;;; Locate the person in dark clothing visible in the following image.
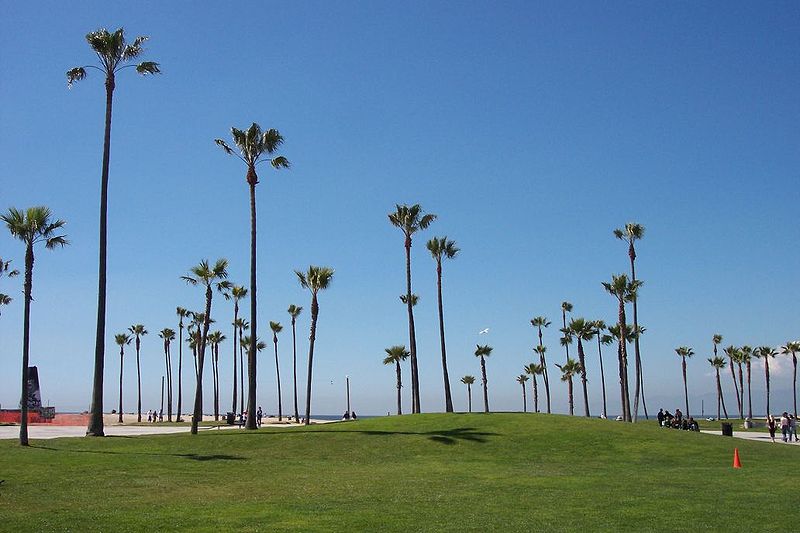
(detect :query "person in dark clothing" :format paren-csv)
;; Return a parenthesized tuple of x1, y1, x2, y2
(657, 409, 665, 427)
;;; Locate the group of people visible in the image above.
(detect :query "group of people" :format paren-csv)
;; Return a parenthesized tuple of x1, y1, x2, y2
(342, 411, 358, 421)
(657, 408, 699, 432)
(766, 412, 798, 443)
(236, 407, 264, 428)
(146, 409, 163, 423)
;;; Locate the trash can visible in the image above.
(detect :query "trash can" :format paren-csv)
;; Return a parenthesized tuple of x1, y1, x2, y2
(721, 422, 733, 437)
(226, 412, 235, 425)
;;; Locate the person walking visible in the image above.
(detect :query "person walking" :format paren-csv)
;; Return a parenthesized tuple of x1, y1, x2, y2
(767, 415, 777, 443)
(780, 412, 790, 442)
(790, 414, 798, 442)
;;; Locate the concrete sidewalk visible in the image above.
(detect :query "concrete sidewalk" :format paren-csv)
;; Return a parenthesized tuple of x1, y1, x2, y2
(701, 429, 800, 445)
(0, 424, 232, 440)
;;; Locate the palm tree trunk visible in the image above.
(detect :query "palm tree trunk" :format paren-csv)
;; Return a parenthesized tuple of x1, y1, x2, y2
(213, 346, 220, 421)
(481, 356, 489, 413)
(19, 243, 33, 446)
(395, 360, 402, 415)
(136, 338, 142, 422)
(177, 324, 183, 422)
(232, 301, 238, 416)
(567, 377, 574, 416)
(521, 384, 527, 412)
(577, 339, 590, 417)
(597, 335, 608, 419)
(728, 355, 741, 417)
(562, 310, 569, 364)
(629, 248, 643, 423)
(118, 347, 124, 423)
(737, 363, 744, 420)
(682, 358, 689, 417)
(467, 384, 472, 413)
(746, 361, 752, 420)
(617, 301, 631, 422)
(718, 370, 729, 419)
(274, 338, 283, 421)
(191, 285, 213, 435)
(532, 376, 539, 413)
(304, 294, 319, 425)
(246, 179, 258, 430)
(292, 318, 300, 423)
(765, 359, 770, 416)
(436, 261, 453, 413)
(404, 236, 420, 414)
(538, 329, 551, 414)
(793, 355, 797, 416)
(87, 74, 115, 438)
(166, 343, 173, 422)
(239, 326, 245, 415)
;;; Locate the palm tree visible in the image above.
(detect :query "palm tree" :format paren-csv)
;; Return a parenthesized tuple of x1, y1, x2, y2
(127, 324, 147, 422)
(523, 362, 543, 413)
(781, 341, 800, 416)
(740, 345, 754, 420)
(287, 304, 303, 423)
(426, 236, 459, 413)
(157, 328, 175, 421)
(68, 29, 160, 438)
(602, 274, 641, 422)
(383, 345, 410, 415)
(560, 302, 573, 364)
(530, 316, 552, 413)
(389, 204, 436, 414)
(474, 344, 493, 413)
(175, 307, 190, 422)
(235, 318, 249, 414)
(755, 346, 777, 416)
(555, 358, 582, 416)
(114, 333, 131, 423)
(461, 376, 476, 413)
(729, 346, 746, 420)
(296, 266, 335, 425)
(614, 223, 647, 421)
(1, 207, 68, 445)
(717, 335, 740, 417)
(593, 320, 613, 419)
(270, 321, 284, 421)
(516, 374, 530, 412)
(182, 259, 231, 434)
(567, 318, 596, 417)
(208, 331, 226, 421)
(216, 124, 289, 430)
(229, 285, 247, 417)
(674, 346, 694, 417)
(708, 356, 729, 420)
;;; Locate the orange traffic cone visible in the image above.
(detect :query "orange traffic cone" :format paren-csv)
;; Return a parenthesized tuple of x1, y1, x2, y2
(733, 448, 742, 469)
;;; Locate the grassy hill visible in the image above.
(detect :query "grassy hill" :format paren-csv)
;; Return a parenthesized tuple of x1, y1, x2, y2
(0, 413, 793, 531)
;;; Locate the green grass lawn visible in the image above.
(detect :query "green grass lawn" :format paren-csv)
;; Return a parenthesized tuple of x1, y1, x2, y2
(0, 413, 793, 531)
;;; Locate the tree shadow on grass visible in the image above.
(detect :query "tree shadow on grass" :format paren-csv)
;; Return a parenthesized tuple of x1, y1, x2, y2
(236, 426, 499, 445)
(30, 444, 245, 462)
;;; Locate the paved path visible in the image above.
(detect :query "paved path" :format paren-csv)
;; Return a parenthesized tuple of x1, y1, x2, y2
(701, 429, 800, 445)
(0, 424, 247, 440)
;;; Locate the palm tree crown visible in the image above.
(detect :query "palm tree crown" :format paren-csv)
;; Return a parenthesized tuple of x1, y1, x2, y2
(215, 123, 290, 184)
(67, 28, 160, 87)
(383, 345, 410, 365)
(2, 207, 68, 250)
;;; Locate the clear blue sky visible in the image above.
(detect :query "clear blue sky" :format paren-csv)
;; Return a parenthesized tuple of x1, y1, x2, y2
(1, 2, 798, 416)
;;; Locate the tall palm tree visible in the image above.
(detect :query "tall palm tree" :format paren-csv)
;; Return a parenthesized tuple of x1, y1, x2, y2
(461, 376, 476, 413)
(740, 345, 754, 420)
(287, 304, 303, 423)
(708, 356, 729, 420)
(474, 344, 493, 413)
(602, 274, 641, 422)
(516, 374, 529, 412)
(1, 207, 68, 445)
(114, 333, 131, 423)
(182, 259, 231, 434)
(593, 320, 613, 419)
(560, 302, 573, 364)
(717, 335, 740, 417)
(235, 318, 249, 414)
(730, 346, 746, 420)
(530, 317, 552, 413)
(216, 124, 289, 430)
(567, 317, 596, 417)
(383, 345, 410, 415)
(755, 346, 777, 416)
(389, 204, 436, 414)
(175, 307, 190, 422)
(208, 331, 225, 421)
(722, 344, 742, 418)
(127, 324, 147, 422)
(426, 236, 459, 413)
(270, 321, 284, 421)
(674, 346, 694, 417)
(556, 358, 582, 416)
(523, 362, 543, 413)
(614, 223, 647, 421)
(68, 29, 160, 438)
(296, 266, 335, 425)
(229, 285, 247, 417)
(781, 341, 800, 416)
(157, 328, 175, 421)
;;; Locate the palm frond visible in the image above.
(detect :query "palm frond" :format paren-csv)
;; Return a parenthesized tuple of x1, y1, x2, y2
(135, 61, 161, 75)
(66, 67, 87, 88)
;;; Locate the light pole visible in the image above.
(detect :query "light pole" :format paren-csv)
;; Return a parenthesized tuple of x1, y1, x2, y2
(346, 375, 351, 416)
